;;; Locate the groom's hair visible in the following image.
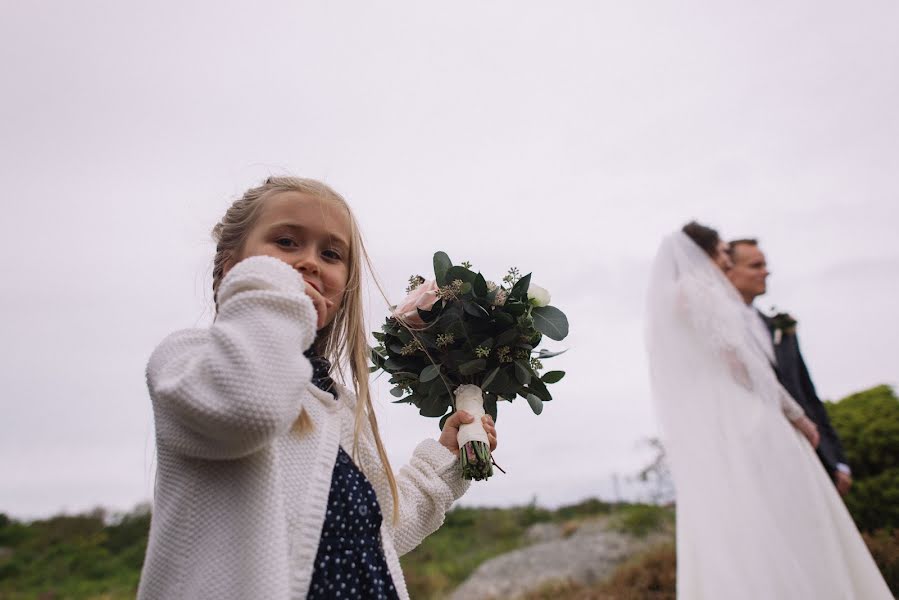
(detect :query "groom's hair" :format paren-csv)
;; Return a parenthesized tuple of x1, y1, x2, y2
(682, 221, 720, 257)
(727, 238, 759, 260)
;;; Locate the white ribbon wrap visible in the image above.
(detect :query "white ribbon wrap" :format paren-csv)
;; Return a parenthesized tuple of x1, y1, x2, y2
(455, 384, 489, 449)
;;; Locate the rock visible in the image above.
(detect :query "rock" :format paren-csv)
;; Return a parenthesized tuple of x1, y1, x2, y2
(449, 518, 668, 600)
(522, 522, 564, 545)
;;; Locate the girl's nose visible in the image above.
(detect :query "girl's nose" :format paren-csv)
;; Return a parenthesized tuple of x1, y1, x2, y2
(293, 251, 320, 275)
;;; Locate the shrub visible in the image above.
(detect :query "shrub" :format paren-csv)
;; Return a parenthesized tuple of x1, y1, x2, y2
(826, 385, 899, 531)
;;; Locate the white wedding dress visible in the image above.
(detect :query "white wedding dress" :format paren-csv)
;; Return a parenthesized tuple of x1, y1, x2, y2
(645, 232, 891, 599)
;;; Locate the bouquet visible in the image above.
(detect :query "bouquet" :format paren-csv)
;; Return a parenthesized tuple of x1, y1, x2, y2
(371, 251, 569, 480)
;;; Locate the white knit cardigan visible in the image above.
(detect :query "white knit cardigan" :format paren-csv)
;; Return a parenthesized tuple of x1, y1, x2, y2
(137, 256, 470, 600)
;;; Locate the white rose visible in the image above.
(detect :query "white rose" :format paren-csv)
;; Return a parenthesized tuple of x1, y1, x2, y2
(527, 283, 551, 307)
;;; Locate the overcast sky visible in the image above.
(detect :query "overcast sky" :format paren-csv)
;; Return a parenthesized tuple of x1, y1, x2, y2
(2, 1, 897, 519)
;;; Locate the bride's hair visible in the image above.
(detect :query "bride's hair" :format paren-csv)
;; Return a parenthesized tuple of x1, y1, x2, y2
(682, 221, 721, 257)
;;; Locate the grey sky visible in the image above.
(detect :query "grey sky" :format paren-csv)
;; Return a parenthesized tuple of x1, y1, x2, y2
(1, 2, 897, 519)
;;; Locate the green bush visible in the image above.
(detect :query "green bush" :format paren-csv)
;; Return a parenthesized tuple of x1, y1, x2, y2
(0, 507, 149, 600)
(826, 385, 899, 531)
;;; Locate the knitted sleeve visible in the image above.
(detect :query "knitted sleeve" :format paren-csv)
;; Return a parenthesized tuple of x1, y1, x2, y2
(389, 439, 470, 556)
(147, 255, 318, 460)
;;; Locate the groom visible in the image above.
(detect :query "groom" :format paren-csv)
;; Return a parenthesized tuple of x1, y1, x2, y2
(726, 239, 853, 496)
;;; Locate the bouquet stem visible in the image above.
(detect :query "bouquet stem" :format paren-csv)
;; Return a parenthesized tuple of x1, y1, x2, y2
(460, 440, 494, 481)
(454, 384, 494, 481)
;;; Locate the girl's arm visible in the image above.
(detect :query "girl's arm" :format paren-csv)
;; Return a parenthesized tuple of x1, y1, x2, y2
(147, 255, 318, 460)
(389, 439, 470, 556)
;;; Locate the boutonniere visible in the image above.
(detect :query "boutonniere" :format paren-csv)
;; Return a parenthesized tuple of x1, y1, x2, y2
(769, 309, 798, 345)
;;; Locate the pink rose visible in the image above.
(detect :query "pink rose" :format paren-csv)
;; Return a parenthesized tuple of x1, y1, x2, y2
(393, 280, 439, 328)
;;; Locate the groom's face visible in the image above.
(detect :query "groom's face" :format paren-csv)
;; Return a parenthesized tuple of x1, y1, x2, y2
(727, 243, 769, 301)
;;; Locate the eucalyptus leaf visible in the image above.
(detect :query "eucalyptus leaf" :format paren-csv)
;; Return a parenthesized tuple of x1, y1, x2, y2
(541, 370, 566, 384)
(419, 395, 450, 417)
(473, 273, 489, 297)
(446, 265, 477, 284)
(392, 371, 420, 381)
(417, 306, 440, 324)
(513, 360, 532, 385)
(510, 273, 532, 300)
(434, 251, 452, 285)
(481, 367, 500, 389)
(525, 393, 544, 415)
(484, 394, 498, 422)
(459, 359, 487, 376)
(505, 302, 527, 316)
(463, 301, 490, 318)
(438, 301, 464, 325)
(385, 357, 409, 371)
(495, 328, 519, 346)
(532, 306, 570, 341)
(537, 348, 568, 359)
(420, 364, 441, 382)
(487, 369, 518, 394)
(390, 386, 406, 398)
(493, 311, 515, 327)
(475, 337, 495, 349)
(527, 375, 552, 401)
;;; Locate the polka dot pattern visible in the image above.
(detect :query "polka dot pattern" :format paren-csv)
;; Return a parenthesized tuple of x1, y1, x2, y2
(309, 447, 399, 600)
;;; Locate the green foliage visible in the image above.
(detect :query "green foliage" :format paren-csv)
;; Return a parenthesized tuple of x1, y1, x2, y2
(372, 251, 569, 429)
(826, 385, 899, 531)
(610, 504, 674, 538)
(0, 506, 150, 600)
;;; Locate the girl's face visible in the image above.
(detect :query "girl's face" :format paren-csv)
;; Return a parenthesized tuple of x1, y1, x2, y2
(230, 191, 352, 329)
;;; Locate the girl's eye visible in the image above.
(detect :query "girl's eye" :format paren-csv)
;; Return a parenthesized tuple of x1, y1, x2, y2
(322, 249, 343, 261)
(275, 237, 297, 248)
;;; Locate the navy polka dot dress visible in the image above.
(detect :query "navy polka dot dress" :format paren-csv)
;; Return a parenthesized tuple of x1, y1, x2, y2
(306, 351, 400, 600)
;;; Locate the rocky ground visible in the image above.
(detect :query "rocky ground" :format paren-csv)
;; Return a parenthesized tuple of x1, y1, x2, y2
(449, 517, 671, 600)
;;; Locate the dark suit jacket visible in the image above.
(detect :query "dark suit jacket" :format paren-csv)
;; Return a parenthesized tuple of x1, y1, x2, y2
(759, 311, 848, 480)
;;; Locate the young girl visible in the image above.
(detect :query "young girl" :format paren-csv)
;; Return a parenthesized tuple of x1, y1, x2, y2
(138, 176, 498, 600)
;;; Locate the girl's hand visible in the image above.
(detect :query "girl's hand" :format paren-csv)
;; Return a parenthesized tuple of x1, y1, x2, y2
(303, 282, 334, 331)
(793, 415, 820, 448)
(438, 411, 498, 456)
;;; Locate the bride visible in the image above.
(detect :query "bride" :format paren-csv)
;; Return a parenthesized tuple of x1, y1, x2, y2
(645, 224, 891, 599)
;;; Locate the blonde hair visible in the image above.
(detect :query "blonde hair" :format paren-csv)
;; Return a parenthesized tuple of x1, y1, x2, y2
(211, 176, 400, 523)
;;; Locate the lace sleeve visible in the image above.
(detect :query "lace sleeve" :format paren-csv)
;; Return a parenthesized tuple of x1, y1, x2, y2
(776, 384, 806, 422)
